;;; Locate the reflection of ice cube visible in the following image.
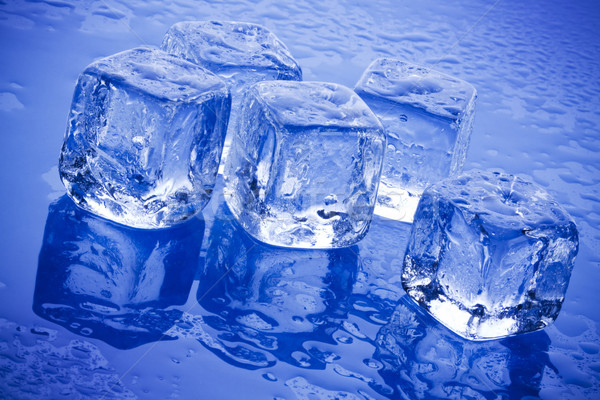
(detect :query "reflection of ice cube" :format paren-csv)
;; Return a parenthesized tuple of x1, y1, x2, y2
(355, 58, 476, 221)
(59, 46, 230, 228)
(196, 202, 358, 369)
(161, 21, 302, 163)
(372, 298, 552, 399)
(402, 170, 579, 340)
(224, 81, 385, 248)
(33, 195, 204, 349)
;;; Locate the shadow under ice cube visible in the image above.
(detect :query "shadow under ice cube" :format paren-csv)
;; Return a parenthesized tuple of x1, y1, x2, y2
(402, 170, 579, 340)
(224, 81, 385, 248)
(59, 47, 231, 228)
(355, 58, 476, 222)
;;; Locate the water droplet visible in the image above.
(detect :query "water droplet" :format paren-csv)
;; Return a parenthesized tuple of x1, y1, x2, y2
(336, 335, 353, 344)
(262, 372, 277, 381)
(80, 327, 92, 336)
(363, 358, 383, 370)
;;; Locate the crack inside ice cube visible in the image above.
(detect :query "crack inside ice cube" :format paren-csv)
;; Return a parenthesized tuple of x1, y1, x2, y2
(224, 81, 385, 249)
(59, 47, 231, 228)
(402, 170, 579, 340)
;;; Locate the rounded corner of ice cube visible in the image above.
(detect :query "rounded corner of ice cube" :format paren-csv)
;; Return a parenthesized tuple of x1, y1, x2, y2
(466, 82, 478, 103)
(364, 57, 396, 74)
(280, 61, 303, 82)
(163, 20, 190, 33)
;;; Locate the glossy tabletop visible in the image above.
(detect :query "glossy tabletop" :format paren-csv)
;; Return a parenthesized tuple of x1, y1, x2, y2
(0, 0, 599, 398)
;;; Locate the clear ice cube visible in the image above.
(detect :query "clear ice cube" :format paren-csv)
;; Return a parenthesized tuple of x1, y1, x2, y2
(34, 195, 204, 349)
(402, 170, 579, 340)
(59, 47, 231, 228)
(355, 58, 476, 221)
(224, 81, 385, 248)
(161, 21, 302, 162)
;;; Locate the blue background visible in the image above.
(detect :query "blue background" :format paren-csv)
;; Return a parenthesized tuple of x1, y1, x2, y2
(0, 0, 599, 398)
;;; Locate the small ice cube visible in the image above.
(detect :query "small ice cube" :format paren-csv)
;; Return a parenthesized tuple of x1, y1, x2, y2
(59, 47, 231, 228)
(402, 170, 579, 340)
(224, 81, 385, 248)
(161, 21, 302, 164)
(355, 58, 476, 221)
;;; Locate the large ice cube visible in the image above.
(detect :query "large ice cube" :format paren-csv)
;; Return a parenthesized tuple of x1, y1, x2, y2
(161, 21, 302, 162)
(224, 81, 385, 248)
(402, 170, 579, 340)
(59, 47, 231, 228)
(33, 195, 204, 349)
(355, 58, 476, 221)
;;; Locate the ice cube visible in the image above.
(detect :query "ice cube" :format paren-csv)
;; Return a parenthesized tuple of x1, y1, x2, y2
(59, 46, 231, 228)
(161, 21, 302, 163)
(161, 20, 301, 85)
(224, 81, 385, 248)
(33, 195, 204, 349)
(402, 170, 579, 340)
(355, 58, 476, 221)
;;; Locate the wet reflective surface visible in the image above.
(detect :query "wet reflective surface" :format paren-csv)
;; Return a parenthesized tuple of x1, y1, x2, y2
(34, 195, 203, 349)
(1, 0, 599, 398)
